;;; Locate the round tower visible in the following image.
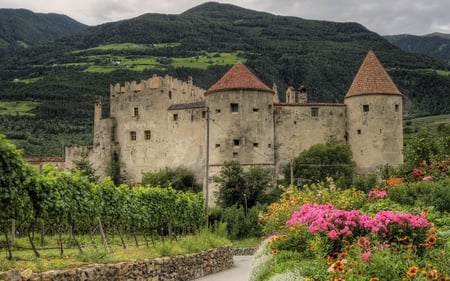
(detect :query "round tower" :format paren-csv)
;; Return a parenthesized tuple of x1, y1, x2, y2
(204, 63, 275, 202)
(345, 51, 403, 173)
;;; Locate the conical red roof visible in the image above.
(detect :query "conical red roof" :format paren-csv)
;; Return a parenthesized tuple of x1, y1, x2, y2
(205, 62, 273, 95)
(345, 51, 402, 98)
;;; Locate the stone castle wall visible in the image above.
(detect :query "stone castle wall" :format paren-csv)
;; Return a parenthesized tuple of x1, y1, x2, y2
(345, 94, 403, 173)
(95, 74, 207, 183)
(0, 247, 233, 281)
(274, 103, 347, 177)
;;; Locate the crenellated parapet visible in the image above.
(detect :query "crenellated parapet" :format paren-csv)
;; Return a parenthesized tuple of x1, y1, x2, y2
(109, 74, 205, 100)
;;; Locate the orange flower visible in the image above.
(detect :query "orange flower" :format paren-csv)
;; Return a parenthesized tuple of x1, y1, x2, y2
(369, 278, 379, 281)
(398, 236, 409, 242)
(357, 237, 371, 248)
(408, 266, 419, 278)
(271, 249, 279, 255)
(427, 235, 437, 245)
(429, 227, 438, 235)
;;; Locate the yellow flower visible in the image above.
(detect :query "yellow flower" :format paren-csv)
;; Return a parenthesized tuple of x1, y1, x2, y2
(272, 249, 279, 255)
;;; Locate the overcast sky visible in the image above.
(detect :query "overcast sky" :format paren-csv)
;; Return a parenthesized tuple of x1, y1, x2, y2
(1, 0, 449, 36)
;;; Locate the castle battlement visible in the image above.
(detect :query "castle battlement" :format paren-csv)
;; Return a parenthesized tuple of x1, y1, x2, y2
(110, 74, 205, 100)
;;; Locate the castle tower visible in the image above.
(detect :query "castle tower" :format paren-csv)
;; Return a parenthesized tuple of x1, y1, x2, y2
(345, 51, 403, 173)
(204, 62, 275, 202)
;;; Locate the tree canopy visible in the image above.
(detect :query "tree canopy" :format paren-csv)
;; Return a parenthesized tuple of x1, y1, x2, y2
(284, 141, 355, 187)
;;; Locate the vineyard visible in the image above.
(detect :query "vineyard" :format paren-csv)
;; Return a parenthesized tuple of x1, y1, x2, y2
(0, 134, 205, 264)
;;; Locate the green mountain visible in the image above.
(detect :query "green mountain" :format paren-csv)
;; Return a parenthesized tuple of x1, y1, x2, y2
(0, 9, 87, 55)
(0, 2, 449, 157)
(384, 33, 450, 65)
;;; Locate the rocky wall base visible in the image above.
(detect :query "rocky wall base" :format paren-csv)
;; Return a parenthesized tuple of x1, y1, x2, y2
(0, 246, 233, 281)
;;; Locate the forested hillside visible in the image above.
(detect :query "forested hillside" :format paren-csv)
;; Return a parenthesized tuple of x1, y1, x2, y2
(385, 33, 450, 65)
(0, 2, 449, 157)
(0, 9, 87, 56)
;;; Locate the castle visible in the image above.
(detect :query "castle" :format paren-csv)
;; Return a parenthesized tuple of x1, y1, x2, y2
(61, 51, 403, 203)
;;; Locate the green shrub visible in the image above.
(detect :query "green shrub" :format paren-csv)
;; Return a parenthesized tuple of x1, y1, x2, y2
(352, 172, 379, 193)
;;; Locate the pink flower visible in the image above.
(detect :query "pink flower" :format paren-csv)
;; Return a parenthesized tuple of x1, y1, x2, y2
(422, 176, 433, 181)
(328, 229, 339, 240)
(379, 242, 390, 250)
(361, 251, 371, 263)
(412, 168, 424, 178)
(368, 189, 388, 199)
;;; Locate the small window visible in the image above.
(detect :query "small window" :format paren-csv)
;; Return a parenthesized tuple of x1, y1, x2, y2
(268, 143, 272, 148)
(231, 103, 239, 113)
(215, 144, 220, 148)
(253, 108, 259, 112)
(363, 104, 369, 112)
(169, 91, 172, 99)
(233, 139, 240, 147)
(395, 104, 399, 112)
(233, 152, 238, 158)
(215, 109, 221, 114)
(268, 105, 272, 111)
(145, 130, 151, 140)
(311, 107, 319, 117)
(173, 113, 178, 121)
(357, 129, 361, 135)
(202, 111, 206, 118)
(134, 107, 139, 117)
(130, 131, 137, 141)
(253, 143, 259, 147)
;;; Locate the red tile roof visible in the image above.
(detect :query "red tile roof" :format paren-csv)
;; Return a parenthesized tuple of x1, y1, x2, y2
(345, 51, 402, 98)
(205, 62, 273, 95)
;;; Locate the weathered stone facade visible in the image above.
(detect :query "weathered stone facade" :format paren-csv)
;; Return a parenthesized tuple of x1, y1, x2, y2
(0, 247, 233, 281)
(53, 51, 403, 204)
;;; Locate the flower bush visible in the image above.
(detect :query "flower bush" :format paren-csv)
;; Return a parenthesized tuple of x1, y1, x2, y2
(252, 179, 450, 281)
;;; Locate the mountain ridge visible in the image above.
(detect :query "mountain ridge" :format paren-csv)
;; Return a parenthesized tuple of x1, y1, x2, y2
(384, 33, 450, 65)
(0, 8, 87, 55)
(0, 2, 449, 157)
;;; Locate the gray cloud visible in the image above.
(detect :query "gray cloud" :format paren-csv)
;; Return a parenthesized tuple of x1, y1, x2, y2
(0, 0, 449, 35)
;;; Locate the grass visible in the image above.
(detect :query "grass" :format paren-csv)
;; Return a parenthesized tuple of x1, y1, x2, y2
(403, 114, 450, 141)
(65, 49, 246, 72)
(13, 77, 43, 84)
(0, 229, 232, 273)
(0, 101, 39, 116)
(82, 42, 181, 52)
(436, 69, 450, 76)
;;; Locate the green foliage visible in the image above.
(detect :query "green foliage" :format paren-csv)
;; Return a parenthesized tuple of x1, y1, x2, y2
(71, 153, 98, 183)
(106, 152, 127, 185)
(142, 166, 201, 192)
(208, 204, 266, 240)
(284, 141, 355, 187)
(351, 172, 379, 193)
(388, 178, 450, 212)
(0, 135, 206, 261)
(397, 127, 450, 182)
(214, 161, 274, 209)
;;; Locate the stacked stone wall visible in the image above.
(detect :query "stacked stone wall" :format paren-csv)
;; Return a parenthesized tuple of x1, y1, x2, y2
(0, 247, 233, 281)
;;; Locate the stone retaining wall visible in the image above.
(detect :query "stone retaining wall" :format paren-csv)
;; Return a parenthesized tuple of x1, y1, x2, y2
(233, 247, 255, 256)
(0, 247, 233, 281)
